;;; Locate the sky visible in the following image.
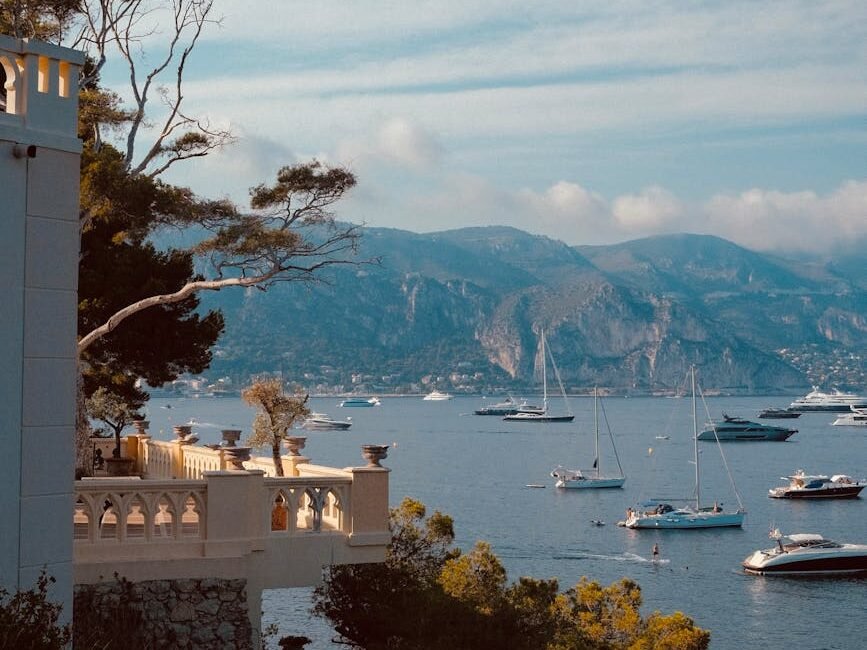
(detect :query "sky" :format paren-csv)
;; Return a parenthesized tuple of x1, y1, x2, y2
(102, 1, 866, 255)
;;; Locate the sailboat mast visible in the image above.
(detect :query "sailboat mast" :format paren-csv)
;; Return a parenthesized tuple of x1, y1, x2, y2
(692, 365, 700, 510)
(594, 386, 600, 477)
(541, 329, 548, 412)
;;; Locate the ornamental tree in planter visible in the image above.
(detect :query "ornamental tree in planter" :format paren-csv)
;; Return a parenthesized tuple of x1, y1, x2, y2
(85, 386, 141, 474)
(242, 379, 310, 477)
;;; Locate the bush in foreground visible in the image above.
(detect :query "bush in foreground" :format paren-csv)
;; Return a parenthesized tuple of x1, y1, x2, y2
(314, 498, 709, 650)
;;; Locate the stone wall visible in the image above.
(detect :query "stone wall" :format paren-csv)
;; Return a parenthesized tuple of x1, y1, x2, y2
(74, 577, 253, 649)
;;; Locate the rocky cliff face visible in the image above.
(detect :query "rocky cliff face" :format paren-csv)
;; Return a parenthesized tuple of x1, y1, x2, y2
(201, 228, 866, 393)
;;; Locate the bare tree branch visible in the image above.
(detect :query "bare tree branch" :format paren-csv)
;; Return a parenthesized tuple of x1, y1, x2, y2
(73, 1, 229, 175)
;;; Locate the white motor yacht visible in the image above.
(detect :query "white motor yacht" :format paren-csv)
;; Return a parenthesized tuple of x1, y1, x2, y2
(832, 407, 867, 426)
(743, 531, 867, 575)
(768, 470, 865, 499)
(423, 390, 453, 401)
(301, 413, 352, 431)
(788, 387, 867, 412)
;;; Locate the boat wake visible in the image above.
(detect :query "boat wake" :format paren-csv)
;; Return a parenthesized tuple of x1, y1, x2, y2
(554, 552, 670, 566)
(182, 420, 224, 429)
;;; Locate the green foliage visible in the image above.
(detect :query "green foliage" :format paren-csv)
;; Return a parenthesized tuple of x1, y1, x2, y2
(84, 387, 140, 457)
(0, 570, 71, 650)
(439, 541, 506, 615)
(78, 139, 225, 406)
(0, 0, 78, 40)
(313, 498, 710, 650)
(249, 160, 357, 216)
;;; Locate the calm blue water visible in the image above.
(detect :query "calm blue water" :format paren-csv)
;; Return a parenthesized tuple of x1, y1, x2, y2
(142, 395, 867, 649)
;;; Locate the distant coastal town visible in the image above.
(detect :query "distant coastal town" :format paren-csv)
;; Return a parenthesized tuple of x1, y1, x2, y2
(154, 341, 867, 400)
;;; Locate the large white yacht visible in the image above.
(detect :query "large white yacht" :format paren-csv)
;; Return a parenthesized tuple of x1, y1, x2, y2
(743, 532, 867, 575)
(423, 390, 453, 401)
(788, 387, 867, 412)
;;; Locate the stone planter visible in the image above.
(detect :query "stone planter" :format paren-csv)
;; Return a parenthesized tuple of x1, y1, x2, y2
(223, 446, 252, 471)
(105, 456, 135, 476)
(173, 425, 192, 440)
(361, 444, 389, 467)
(283, 436, 307, 457)
(221, 429, 242, 447)
(131, 420, 150, 435)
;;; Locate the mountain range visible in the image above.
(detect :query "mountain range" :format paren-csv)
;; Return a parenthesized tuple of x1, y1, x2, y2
(200, 227, 867, 394)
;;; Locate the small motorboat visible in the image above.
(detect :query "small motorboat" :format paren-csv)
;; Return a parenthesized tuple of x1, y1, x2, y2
(590, 519, 605, 526)
(757, 407, 801, 419)
(743, 531, 867, 575)
(768, 470, 865, 499)
(301, 413, 352, 431)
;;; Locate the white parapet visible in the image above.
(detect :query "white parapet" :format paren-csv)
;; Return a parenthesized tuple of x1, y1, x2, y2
(74, 437, 390, 587)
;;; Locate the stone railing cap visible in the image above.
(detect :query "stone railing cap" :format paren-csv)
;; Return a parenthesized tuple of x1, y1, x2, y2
(0, 35, 85, 64)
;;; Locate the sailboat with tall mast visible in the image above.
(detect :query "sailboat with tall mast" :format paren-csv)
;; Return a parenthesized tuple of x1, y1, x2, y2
(624, 367, 745, 529)
(504, 329, 574, 423)
(551, 387, 625, 488)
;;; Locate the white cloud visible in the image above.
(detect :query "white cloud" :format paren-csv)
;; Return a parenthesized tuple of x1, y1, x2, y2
(343, 168, 867, 255)
(376, 119, 442, 167)
(613, 187, 684, 232)
(703, 181, 867, 254)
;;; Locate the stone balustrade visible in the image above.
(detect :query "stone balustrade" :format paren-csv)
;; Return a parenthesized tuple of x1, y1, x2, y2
(74, 430, 391, 647)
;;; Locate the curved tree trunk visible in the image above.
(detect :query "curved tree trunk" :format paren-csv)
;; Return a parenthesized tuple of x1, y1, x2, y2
(272, 441, 284, 477)
(77, 273, 277, 354)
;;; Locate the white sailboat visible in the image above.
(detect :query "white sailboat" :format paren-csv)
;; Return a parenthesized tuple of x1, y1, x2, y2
(551, 387, 625, 489)
(503, 329, 574, 423)
(624, 367, 745, 529)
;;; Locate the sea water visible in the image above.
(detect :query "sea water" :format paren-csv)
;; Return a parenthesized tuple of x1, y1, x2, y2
(142, 395, 867, 649)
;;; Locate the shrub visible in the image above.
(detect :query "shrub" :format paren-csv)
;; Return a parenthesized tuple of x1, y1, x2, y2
(0, 571, 71, 650)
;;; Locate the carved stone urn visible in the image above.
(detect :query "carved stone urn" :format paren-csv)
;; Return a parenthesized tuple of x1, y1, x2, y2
(283, 436, 307, 457)
(221, 429, 242, 447)
(361, 444, 389, 467)
(172, 425, 192, 441)
(131, 420, 150, 435)
(223, 446, 252, 470)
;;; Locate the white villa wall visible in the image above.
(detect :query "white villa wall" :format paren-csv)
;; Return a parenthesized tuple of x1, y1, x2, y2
(0, 35, 83, 618)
